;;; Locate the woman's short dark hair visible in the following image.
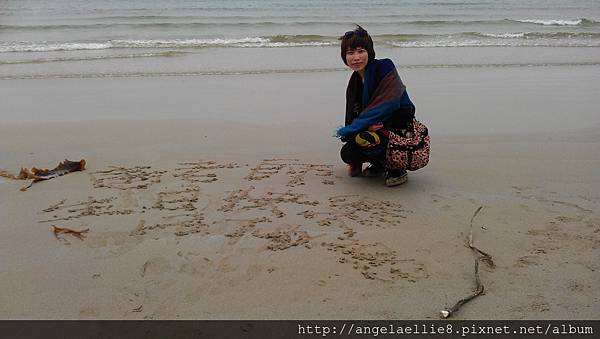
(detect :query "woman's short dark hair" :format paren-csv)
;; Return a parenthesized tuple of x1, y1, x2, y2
(339, 25, 375, 66)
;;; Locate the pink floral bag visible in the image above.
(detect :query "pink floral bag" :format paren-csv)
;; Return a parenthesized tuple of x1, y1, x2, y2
(386, 118, 430, 171)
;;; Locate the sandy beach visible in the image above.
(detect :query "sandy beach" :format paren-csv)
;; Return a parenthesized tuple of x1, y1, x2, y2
(1, 94, 598, 319)
(3, 0, 600, 329)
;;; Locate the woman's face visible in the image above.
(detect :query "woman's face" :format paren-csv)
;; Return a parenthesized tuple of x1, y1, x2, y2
(345, 47, 368, 73)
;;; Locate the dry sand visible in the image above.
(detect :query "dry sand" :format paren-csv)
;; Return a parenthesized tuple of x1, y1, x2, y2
(0, 119, 598, 320)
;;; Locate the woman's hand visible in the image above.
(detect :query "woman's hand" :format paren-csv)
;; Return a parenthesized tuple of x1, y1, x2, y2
(333, 125, 351, 142)
(333, 125, 344, 139)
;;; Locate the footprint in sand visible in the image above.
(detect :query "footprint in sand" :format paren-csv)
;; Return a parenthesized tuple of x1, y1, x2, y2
(430, 193, 445, 203)
(509, 296, 551, 317)
(82, 230, 145, 258)
(514, 255, 542, 268)
(513, 185, 599, 263)
(178, 256, 214, 275)
(140, 257, 172, 277)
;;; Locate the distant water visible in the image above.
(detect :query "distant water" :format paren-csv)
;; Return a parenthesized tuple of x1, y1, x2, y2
(1, 0, 600, 79)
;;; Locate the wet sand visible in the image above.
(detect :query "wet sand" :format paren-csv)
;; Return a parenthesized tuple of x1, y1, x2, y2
(1, 63, 600, 319)
(0, 114, 598, 319)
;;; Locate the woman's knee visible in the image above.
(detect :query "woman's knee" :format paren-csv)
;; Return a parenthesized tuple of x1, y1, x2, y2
(340, 143, 358, 164)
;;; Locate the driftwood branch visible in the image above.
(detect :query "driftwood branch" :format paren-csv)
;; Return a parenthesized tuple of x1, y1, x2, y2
(441, 206, 495, 318)
(467, 206, 495, 268)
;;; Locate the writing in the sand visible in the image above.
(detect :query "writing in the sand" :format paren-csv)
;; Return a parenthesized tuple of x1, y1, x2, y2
(37, 159, 426, 283)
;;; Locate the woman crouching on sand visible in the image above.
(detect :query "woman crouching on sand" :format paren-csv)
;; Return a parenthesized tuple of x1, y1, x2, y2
(336, 25, 416, 187)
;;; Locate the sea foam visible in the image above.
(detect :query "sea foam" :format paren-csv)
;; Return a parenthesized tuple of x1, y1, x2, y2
(517, 19, 583, 26)
(0, 38, 335, 52)
(479, 33, 526, 38)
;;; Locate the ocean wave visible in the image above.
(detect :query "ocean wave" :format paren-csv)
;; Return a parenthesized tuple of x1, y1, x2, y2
(0, 21, 282, 31)
(382, 31, 600, 47)
(370, 18, 599, 27)
(0, 42, 113, 53)
(110, 38, 335, 48)
(2, 31, 599, 53)
(404, 18, 600, 27)
(515, 18, 597, 26)
(478, 32, 526, 38)
(0, 37, 337, 53)
(269, 34, 330, 43)
(469, 32, 600, 39)
(386, 40, 600, 48)
(111, 37, 267, 48)
(1, 17, 598, 32)
(0, 19, 535, 31)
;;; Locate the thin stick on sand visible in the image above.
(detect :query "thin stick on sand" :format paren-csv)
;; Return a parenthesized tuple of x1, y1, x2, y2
(441, 206, 495, 318)
(467, 206, 495, 268)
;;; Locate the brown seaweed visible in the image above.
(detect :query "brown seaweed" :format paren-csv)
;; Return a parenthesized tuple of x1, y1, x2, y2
(52, 225, 89, 241)
(0, 168, 35, 180)
(4, 159, 86, 191)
